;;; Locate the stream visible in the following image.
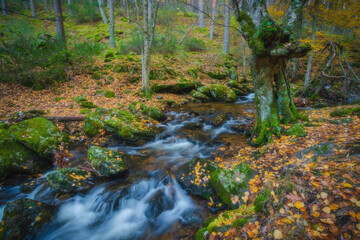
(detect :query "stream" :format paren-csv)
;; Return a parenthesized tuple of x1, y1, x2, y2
(0, 94, 255, 240)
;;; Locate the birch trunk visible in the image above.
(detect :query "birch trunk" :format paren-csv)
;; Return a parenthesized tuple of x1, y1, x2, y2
(44, 0, 48, 11)
(210, 0, 216, 39)
(109, 0, 116, 47)
(30, 0, 36, 17)
(198, 0, 204, 28)
(1, 0, 7, 15)
(142, 0, 150, 91)
(98, 0, 108, 24)
(54, 0, 66, 46)
(304, 0, 319, 90)
(223, 0, 230, 54)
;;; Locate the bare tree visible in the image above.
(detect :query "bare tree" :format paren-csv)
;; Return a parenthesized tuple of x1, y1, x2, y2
(232, 0, 310, 145)
(54, 0, 66, 46)
(223, 0, 230, 53)
(1, 0, 7, 15)
(210, 0, 216, 39)
(30, 0, 37, 17)
(109, 0, 116, 47)
(98, 0, 108, 24)
(304, 0, 319, 90)
(198, 0, 204, 27)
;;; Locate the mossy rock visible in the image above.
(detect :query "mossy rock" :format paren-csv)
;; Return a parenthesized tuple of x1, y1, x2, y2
(113, 64, 128, 73)
(285, 122, 307, 137)
(8, 110, 45, 122)
(209, 84, 236, 102)
(227, 80, 241, 89)
(9, 117, 68, 157)
(210, 163, 253, 208)
(151, 82, 201, 94)
(176, 158, 218, 200)
(329, 118, 353, 125)
(197, 86, 211, 97)
(83, 110, 105, 137)
(103, 109, 158, 145)
(0, 125, 51, 178)
(129, 102, 166, 121)
(0, 199, 55, 240)
(95, 90, 116, 98)
(75, 96, 97, 108)
(46, 167, 93, 193)
(207, 71, 227, 80)
(190, 90, 209, 101)
(88, 146, 129, 177)
(149, 70, 167, 80)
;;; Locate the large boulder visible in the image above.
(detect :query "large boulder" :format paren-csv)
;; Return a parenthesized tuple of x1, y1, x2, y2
(129, 103, 166, 122)
(151, 82, 202, 94)
(9, 117, 68, 157)
(83, 108, 158, 145)
(209, 84, 236, 102)
(88, 146, 129, 177)
(46, 167, 93, 193)
(176, 158, 218, 200)
(190, 90, 210, 101)
(196, 86, 211, 97)
(210, 163, 253, 208)
(0, 199, 55, 240)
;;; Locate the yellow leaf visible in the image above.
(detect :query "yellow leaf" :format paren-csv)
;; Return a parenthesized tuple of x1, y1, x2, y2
(357, 224, 360, 231)
(329, 204, 339, 210)
(279, 208, 285, 214)
(294, 201, 305, 209)
(323, 207, 331, 214)
(343, 182, 353, 188)
(35, 216, 41, 222)
(274, 229, 283, 239)
(320, 192, 328, 199)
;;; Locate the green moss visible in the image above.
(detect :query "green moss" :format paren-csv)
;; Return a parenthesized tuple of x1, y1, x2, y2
(195, 227, 208, 240)
(79, 109, 92, 114)
(95, 90, 116, 98)
(113, 64, 128, 73)
(231, 218, 248, 227)
(209, 84, 237, 102)
(197, 86, 211, 97)
(80, 101, 97, 108)
(9, 117, 67, 157)
(254, 188, 272, 213)
(190, 90, 209, 101)
(151, 82, 200, 94)
(285, 122, 307, 137)
(88, 146, 128, 177)
(83, 111, 105, 137)
(330, 107, 360, 117)
(206, 71, 227, 80)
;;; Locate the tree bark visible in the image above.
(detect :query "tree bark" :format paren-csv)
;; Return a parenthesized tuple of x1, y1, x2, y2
(44, 0, 48, 12)
(223, 0, 230, 54)
(1, 0, 7, 15)
(198, 0, 204, 28)
(304, 0, 319, 90)
(242, 36, 246, 78)
(54, 0, 66, 46)
(233, 0, 310, 145)
(30, 0, 37, 17)
(210, 0, 216, 39)
(109, 0, 116, 47)
(98, 0, 108, 24)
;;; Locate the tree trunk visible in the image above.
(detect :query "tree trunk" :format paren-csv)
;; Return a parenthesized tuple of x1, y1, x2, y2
(304, 0, 319, 90)
(141, 0, 150, 91)
(223, 0, 230, 54)
(242, 36, 246, 79)
(209, 0, 216, 39)
(98, 0, 108, 24)
(198, 0, 204, 28)
(22, 0, 28, 10)
(54, 0, 66, 46)
(44, 0, 48, 11)
(30, 0, 36, 17)
(109, 0, 116, 47)
(1, 0, 7, 15)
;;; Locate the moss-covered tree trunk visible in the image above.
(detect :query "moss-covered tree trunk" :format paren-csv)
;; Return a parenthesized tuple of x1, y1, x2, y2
(233, 0, 310, 145)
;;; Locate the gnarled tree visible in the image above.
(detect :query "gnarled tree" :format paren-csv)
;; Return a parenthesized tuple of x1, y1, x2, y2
(232, 0, 311, 145)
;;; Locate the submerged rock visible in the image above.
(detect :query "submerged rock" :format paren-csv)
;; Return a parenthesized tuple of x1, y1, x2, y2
(88, 146, 129, 177)
(209, 84, 236, 102)
(190, 90, 210, 101)
(0, 199, 55, 240)
(210, 163, 253, 208)
(9, 117, 68, 157)
(46, 167, 93, 193)
(145, 189, 174, 220)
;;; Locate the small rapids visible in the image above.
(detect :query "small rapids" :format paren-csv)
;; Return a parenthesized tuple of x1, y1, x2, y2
(0, 94, 254, 240)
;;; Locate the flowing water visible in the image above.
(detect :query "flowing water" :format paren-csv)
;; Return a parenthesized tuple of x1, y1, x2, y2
(0, 94, 255, 240)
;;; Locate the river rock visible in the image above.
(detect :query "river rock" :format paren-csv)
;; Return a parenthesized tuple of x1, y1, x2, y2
(88, 146, 129, 177)
(0, 123, 53, 178)
(210, 163, 253, 208)
(0, 199, 55, 240)
(83, 108, 158, 145)
(9, 117, 68, 157)
(209, 84, 236, 102)
(190, 90, 209, 101)
(176, 158, 218, 200)
(145, 189, 174, 220)
(46, 167, 93, 193)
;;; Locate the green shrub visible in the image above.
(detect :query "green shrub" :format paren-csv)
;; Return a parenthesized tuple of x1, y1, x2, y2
(156, 9, 176, 26)
(67, 1, 101, 23)
(183, 37, 206, 52)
